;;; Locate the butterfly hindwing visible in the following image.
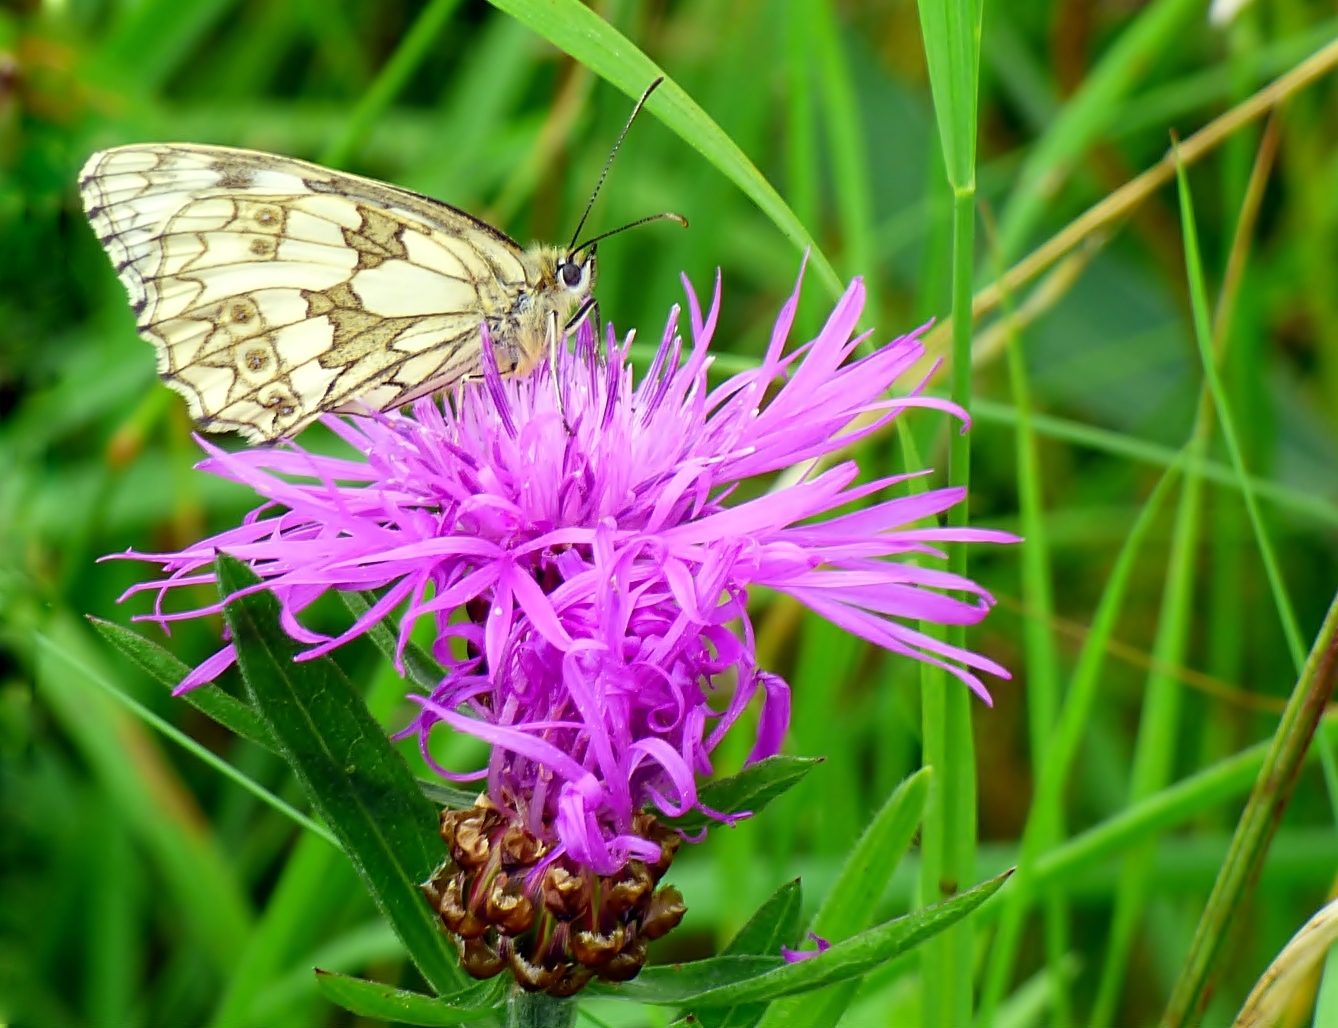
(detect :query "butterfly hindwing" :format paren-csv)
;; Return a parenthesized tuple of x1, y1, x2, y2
(79, 143, 534, 443)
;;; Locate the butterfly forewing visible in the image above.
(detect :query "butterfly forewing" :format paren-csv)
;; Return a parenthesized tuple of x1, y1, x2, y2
(79, 143, 538, 443)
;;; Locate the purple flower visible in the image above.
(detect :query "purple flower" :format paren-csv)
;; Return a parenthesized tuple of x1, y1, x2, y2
(112, 263, 1012, 881)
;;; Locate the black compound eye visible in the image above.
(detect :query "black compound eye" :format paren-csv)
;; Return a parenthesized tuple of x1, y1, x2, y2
(560, 261, 583, 288)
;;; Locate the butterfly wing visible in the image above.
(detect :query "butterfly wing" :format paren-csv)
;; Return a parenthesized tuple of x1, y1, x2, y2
(79, 143, 532, 443)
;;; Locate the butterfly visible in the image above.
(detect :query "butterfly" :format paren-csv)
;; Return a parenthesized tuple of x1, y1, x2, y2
(78, 81, 680, 445)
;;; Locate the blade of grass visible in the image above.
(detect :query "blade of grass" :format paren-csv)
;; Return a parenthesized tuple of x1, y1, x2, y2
(1176, 138, 1306, 675)
(896, 408, 954, 1024)
(784, 0, 821, 345)
(1162, 591, 1338, 1027)
(811, 0, 877, 325)
(916, 0, 983, 190)
(988, 720, 1337, 910)
(37, 634, 337, 848)
(85, 807, 140, 1028)
(484, 0, 841, 296)
(995, 0, 1202, 259)
(320, 0, 464, 168)
(1093, 124, 1280, 1024)
(210, 832, 346, 1027)
(893, 408, 967, 1026)
(756, 767, 932, 1028)
(1091, 393, 1209, 1026)
(981, 201, 1069, 1025)
(967, 400, 1338, 527)
(915, 0, 983, 1021)
(980, 462, 1180, 1023)
(34, 621, 254, 972)
(217, 555, 461, 995)
(784, 0, 818, 239)
(1111, 19, 1338, 141)
(928, 34, 1338, 359)
(1159, 141, 1338, 1028)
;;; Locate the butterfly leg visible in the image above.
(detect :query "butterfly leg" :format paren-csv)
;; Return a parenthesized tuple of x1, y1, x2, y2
(565, 297, 601, 352)
(546, 308, 570, 430)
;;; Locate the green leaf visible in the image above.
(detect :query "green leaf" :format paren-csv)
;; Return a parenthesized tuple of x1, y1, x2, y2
(334, 594, 486, 813)
(661, 756, 823, 831)
(216, 554, 462, 995)
(314, 971, 505, 1026)
(602, 871, 1011, 1007)
(980, 464, 1180, 1021)
(483, 0, 841, 297)
(725, 880, 806, 957)
(1160, 148, 1338, 1028)
(87, 615, 276, 752)
(757, 766, 932, 1028)
(416, 778, 483, 810)
(916, 0, 984, 191)
(697, 880, 806, 1028)
(340, 590, 447, 694)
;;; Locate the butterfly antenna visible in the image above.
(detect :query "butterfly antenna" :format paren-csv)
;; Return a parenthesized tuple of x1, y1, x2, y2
(573, 211, 687, 253)
(568, 76, 665, 250)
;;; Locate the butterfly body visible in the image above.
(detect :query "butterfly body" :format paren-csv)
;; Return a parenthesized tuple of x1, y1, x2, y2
(79, 143, 595, 443)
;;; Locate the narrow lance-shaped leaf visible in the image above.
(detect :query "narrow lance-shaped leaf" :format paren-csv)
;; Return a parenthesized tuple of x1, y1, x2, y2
(600, 870, 1011, 1007)
(757, 766, 933, 1028)
(917, 0, 984, 191)
(661, 755, 822, 831)
(88, 614, 275, 752)
(216, 554, 462, 995)
(697, 879, 806, 1028)
(484, 0, 842, 296)
(314, 971, 506, 1027)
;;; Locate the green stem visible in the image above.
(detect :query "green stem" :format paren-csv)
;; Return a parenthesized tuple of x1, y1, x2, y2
(1161, 590, 1338, 1027)
(505, 988, 578, 1028)
(1159, 140, 1338, 1028)
(992, 201, 1068, 1028)
(927, 182, 978, 1026)
(979, 464, 1180, 1025)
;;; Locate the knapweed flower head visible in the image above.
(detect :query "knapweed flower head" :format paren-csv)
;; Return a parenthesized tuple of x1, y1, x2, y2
(114, 264, 1011, 989)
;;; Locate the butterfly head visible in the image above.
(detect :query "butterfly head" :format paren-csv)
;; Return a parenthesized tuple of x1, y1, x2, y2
(555, 247, 597, 300)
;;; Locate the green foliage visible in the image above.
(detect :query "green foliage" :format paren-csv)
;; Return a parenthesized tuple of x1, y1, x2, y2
(313, 972, 507, 1024)
(662, 756, 823, 833)
(4, 1, 1338, 1026)
(217, 554, 463, 996)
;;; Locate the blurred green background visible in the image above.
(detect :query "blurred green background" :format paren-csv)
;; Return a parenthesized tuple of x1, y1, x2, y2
(2, 0, 1338, 1025)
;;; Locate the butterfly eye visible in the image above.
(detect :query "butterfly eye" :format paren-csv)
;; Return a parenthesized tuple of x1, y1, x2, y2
(560, 261, 584, 289)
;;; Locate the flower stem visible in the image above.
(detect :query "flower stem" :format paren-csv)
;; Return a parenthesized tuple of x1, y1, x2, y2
(920, 182, 979, 1028)
(505, 988, 578, 1028)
